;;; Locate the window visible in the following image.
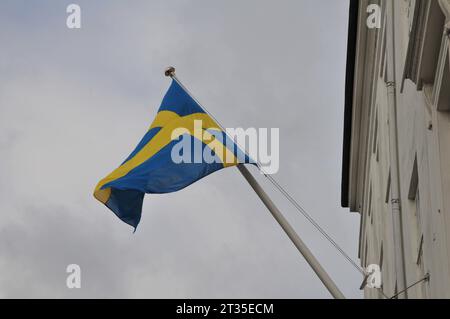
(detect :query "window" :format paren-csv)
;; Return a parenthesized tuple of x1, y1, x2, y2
(408, 156, 423, 256)
(408, 156, 428, 297)
(368, 184, 373, 226)
(416, 233, 428, 298)
(380, 23, 387, 79)
(379, 242, 384, 271)
(431, 33, 450, 111)
(372, 107, 379, 162)
(372, 109, 378, 154)
(408, 157, 422, 236)
(385, 170, 391, 204)
(415, 187, 422, 231)
(378, 242, 384, 294)
(402, 0, 446, 92)
(407, 0, 416, 33)
(413, 190, 427, 297)
(376, 143, 380, 162)
(364, 239, 369, 268)
(416, 234, 424, 266)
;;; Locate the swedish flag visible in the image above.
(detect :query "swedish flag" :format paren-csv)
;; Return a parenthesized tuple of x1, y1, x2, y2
(94, 80, 252, 229)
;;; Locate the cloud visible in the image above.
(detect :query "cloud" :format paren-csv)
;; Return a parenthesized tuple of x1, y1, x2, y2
(0, 0, 361, 298)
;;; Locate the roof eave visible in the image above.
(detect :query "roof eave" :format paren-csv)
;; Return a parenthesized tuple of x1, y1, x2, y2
(341, 0, 360, 208)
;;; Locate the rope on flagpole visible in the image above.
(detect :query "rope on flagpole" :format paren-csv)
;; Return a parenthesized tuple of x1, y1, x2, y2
(164, 66, 365, 277)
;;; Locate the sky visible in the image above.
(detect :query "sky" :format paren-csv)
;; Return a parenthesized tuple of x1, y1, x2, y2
(0, 0, 362, 298)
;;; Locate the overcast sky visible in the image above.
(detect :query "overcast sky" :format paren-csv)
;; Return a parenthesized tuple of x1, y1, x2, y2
(0, 0, 362, 298)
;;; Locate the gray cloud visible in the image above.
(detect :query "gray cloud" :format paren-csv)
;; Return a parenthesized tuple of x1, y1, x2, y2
(0, 0, 361, 298)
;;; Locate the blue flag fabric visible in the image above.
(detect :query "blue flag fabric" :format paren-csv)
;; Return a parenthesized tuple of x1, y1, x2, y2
(94, 80, 253, 229)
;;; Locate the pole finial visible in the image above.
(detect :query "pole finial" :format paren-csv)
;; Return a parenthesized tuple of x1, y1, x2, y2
(165, 66, 176, 77)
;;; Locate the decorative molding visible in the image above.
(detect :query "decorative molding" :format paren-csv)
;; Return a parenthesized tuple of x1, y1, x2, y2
(432, 34, 450, 111)
(402, 0, 428, 91)
(402, 0, 446, 91)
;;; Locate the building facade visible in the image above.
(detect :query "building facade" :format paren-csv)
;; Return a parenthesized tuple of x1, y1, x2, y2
(342, 0, 450, 298)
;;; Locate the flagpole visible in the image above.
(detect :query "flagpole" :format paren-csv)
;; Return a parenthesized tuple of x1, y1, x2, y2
(164, 67, 346, 299)
(237, 165, 345, 299)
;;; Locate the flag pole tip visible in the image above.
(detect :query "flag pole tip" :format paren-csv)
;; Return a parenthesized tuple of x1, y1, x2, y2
(165, 66, 176, 77)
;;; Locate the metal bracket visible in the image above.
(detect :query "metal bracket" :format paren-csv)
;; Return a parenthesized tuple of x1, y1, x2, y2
(386, 81, 396, 88)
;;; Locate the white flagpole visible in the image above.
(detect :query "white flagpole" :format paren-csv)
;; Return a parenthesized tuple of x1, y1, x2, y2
(164, 67, 346, 299)
(237, 165, 345, 299)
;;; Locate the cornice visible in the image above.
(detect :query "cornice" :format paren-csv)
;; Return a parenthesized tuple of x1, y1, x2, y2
(439, 0, 450, 19)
